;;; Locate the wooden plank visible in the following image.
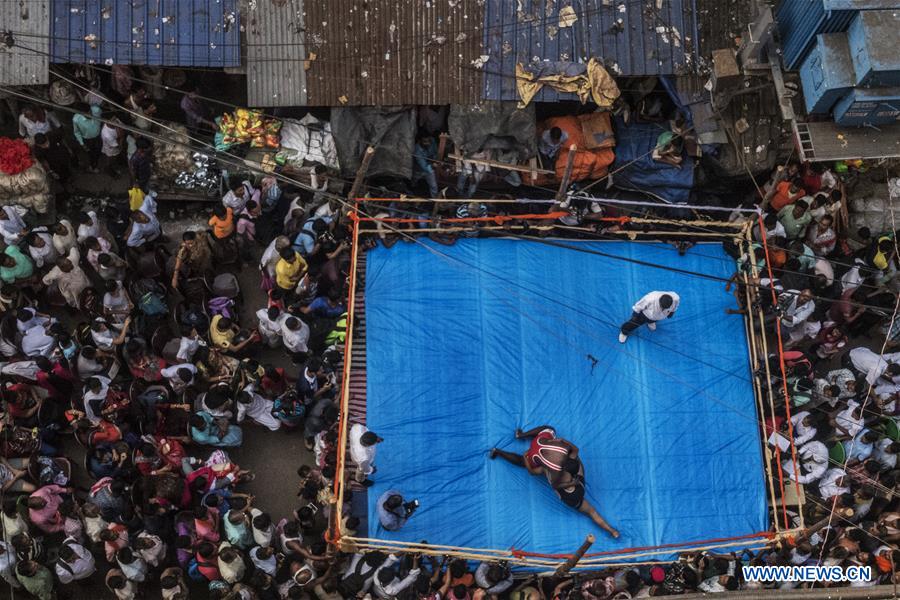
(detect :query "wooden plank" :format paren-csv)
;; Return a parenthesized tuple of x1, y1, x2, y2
(447, 153, 555, 175)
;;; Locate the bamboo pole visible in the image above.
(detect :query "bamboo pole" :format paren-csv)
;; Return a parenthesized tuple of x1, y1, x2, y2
(754, 217, 806, 529)
(348, 146, 376, 201)
(556, 144, 577, 203)
(344, 535, 777, 564)
(554, 534, 595, 576)
(446, 153, 555, 175)
(748, 250, 793, 531)
(331, 210, 362, 549)
(741, 224, 782, 532)
(792, 509, 854, 545)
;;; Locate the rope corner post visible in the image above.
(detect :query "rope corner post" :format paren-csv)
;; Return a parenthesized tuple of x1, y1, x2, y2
(330, 204, 363, 551)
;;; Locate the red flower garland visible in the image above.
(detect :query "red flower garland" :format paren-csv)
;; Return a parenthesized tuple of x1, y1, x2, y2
(0, 138, 34, 175)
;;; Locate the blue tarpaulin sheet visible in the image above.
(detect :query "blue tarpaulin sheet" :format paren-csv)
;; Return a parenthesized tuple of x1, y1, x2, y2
(611, 117, 695, 204)
(365, 239, 766, 557)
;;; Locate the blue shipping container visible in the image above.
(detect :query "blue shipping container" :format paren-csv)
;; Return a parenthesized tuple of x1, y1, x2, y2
(848, 10, 900, 87)
(800, 33, 856, 114)
(776, 0, 900, 70)
(833, 87, 900, 126)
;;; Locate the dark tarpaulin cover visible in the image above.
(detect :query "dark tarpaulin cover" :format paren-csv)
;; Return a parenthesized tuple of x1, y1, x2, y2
(330, 107, 416, 180)
(448, 103, 537, 161)
(611, 116, 695, 204)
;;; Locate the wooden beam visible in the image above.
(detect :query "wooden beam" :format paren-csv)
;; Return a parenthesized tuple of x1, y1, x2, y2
(447, 153, 554, 175)
(554, 534, 595, 577)
(556, 144, 577, 204)
(348, 146, 376, 200)
(437, 133, 449, 162)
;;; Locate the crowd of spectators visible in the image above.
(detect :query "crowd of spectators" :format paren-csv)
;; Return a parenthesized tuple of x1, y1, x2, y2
(1, 66, 900, 599)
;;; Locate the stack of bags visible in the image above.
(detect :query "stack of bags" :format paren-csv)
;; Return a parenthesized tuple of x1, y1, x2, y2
(215, 108, 281, 151)
(0, 138, 51, 213)
(153, 122, 194, 180)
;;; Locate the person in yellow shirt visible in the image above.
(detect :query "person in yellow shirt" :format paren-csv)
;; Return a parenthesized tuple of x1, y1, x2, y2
(275, 247, 307, 296)
(209, 315, 256, 354)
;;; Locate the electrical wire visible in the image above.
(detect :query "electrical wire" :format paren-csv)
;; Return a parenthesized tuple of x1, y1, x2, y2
(12, 40, 717, 233)
(9, 70, 897, 397)
(10, 77, 896, 540)
(11, 75, 893, 320)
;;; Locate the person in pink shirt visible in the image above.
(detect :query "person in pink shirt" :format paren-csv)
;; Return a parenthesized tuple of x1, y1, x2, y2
(99, 522, 129, 562)
(194, 505, 220, 543)
(26, 484, 70, 533)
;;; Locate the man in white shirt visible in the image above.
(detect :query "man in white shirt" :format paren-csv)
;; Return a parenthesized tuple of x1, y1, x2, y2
(100, 122, 122, 158)
(24, 229, 57, 269)
(55, 537, 96, 584)
(849, 347, 900, 386)
(0, 206, 26, 246)
(223, 178, 258, 213)
(76, 211, 102, 244)
(256, 306, 286, 348)
(217, 542, 247, 584)
(782, 440, 828, 485)
(125, 193, 161, 248)
(249, 545, 277, 576)
(51, 220, 77, 256)
(15, 307, 50, 336)
(817, 468, 849, 500)
(372, 559, 420, 599)
(618, 291, 680, 343)
(236, 387, 281, 431)
(349, 424, 383, 484)
(160, 364, 197, 393)
(0, 541, 20, 590)
(42, 247, 91, 308)
(281, 316, 310, 356)
(20, 324, 55, 358)
(789, 411, 816, 446)
(778, 289, 819, 344)
(176, 332, 203, 362)
(873, 438, 899, 470)
(134, 532, 166, 568)
(834, 400, 864, 438)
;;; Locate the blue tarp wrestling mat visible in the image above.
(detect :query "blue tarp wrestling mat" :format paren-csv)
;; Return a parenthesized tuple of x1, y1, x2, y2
(364, 239, 767, 557)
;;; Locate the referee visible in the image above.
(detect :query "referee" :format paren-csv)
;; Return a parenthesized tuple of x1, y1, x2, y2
(619, 291, 680, 343)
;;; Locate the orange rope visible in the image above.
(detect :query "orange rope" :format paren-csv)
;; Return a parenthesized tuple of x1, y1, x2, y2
(330, 210, 362, 546)
(510, 531, 775, 559)
(756, 215, 804, 530)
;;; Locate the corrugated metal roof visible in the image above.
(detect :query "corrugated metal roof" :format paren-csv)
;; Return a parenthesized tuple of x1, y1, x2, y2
(696, 0, 753, 60)
(482, 0, 700, 102)
(304, 0, 485, 106)
(246, 0, 307, 107)
(0, 1, 50, 86)
(49, 0, 241, 67)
